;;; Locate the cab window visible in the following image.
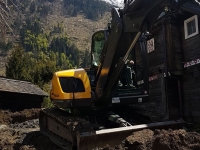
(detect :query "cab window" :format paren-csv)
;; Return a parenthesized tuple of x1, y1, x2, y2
(59, 77, 85, 93)
(92, 31, 105, 66)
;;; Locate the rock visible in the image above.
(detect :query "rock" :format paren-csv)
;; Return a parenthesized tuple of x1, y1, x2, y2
(0, 125, 7, 130)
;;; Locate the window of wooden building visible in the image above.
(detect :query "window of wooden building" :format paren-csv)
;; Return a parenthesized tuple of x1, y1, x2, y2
(184, 15, 199, 39)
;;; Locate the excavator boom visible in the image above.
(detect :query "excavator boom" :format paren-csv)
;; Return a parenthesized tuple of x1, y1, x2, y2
(95, 0, 154, 99)
(95, 0, 189, 101)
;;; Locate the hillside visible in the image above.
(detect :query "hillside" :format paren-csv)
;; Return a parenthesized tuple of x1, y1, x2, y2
(0, 0, 112, 76)
(12, 0, 111, 51)
(41, 0, 111, 51)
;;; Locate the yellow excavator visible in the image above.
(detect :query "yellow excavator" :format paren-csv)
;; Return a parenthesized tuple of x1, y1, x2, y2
(39, 0, 193, 149)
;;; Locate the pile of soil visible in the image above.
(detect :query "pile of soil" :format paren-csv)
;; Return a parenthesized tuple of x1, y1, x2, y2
(0, 109, 40, 125)
(101, 129, 200, 150)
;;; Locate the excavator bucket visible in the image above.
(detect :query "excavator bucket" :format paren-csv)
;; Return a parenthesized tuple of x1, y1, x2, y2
(77, 120, 184, 150)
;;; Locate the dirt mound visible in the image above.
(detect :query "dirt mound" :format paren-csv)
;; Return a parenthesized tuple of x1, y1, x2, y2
(151, 129, 200, 150)
(101, 129, 200, 150)
(0, 109, 40, 125)
(123, 129, 154, 150)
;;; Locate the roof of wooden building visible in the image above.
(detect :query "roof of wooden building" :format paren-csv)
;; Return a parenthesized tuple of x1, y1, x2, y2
(0, 77, 48, 97)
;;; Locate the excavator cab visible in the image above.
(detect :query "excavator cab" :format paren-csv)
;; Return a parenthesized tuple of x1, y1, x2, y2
(112, 46, 149, 105)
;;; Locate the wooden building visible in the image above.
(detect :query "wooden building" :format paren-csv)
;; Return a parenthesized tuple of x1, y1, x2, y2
(135, 1, 200, 123)
(0, 77, 48, 111)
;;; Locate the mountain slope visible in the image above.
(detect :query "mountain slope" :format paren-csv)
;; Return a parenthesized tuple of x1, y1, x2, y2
(43, 12, 110, 51)
(0, 0, 112, 76)
(39, 0, 111, 51)
(10, 0, 111, 51)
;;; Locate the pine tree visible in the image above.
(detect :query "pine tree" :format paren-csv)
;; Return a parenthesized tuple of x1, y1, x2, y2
(6, 46, 30, 80)
(30, 2, 36, 13)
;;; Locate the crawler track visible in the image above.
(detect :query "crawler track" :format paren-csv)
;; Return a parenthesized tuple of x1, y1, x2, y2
(39, 108, 94, 149)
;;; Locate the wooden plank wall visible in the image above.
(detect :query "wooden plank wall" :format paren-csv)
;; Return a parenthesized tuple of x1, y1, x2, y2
(166, 20, 183, 120)
(149, 22, 181, 120)
(181, 14, 200, 122)
(0, 92, 43, 111)
(135, 19, 182, 121)
(134, 24, 170, 120)
(148, 26, 165, 106)
(166, 21, 183, 75)
(135, 12, 200, 123)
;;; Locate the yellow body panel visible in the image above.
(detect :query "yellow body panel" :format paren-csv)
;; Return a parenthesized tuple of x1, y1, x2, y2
(50, 68, 91, 101)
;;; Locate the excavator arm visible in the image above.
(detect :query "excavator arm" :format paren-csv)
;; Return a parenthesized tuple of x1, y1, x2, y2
(95, 0, 190, 102)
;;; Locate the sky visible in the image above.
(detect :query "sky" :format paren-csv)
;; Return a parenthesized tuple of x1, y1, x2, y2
(101, 0, 124, 7)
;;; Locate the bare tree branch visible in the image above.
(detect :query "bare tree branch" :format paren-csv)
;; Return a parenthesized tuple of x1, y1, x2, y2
(0, 0, 19, 41)
(195, 0, 200, 5)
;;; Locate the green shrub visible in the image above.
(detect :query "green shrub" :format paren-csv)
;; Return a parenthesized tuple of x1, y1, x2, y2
(42, 97, 53, 108)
